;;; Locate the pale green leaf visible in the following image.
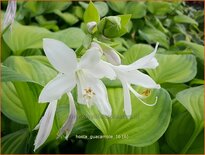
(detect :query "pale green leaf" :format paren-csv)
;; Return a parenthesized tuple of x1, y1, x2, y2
(174, 15, 198, 25)
(139, 27, 169, 48)
(175, 41, 204, 63)
(146, 54, 197, 84)
(79, 88, 172, 147)
(176, 86, 204, 153)
(2, 129, 29, 154)
(2, 82, 28, 124)
(176, 86, 204, 128)
(107, 1, 126, 13)
(83, 1, 100, 23)
(147, 2, 173, 15)
(86, 140, 159, 154)
(125, 2, 146, 19)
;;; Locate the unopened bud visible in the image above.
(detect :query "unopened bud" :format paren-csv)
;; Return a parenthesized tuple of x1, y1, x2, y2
(87, 21, 97, 33)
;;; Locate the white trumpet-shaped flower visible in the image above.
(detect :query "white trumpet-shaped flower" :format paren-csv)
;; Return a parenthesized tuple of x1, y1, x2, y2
(34, 39, 116, 151)
(109, 43, 160, 118)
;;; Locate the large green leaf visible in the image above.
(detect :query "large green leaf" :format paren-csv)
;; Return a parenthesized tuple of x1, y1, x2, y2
(139, 27, 169, 48)
(3, 22, 85, 55)
(123, 44, 154, 65)
(147, 2, 173, 15)
(2, 82, 28, 124)
(176, 86, 204, 128)
(1, 128, 29, 153)
(54, 10, 79, 25)
(2, 65, 34, 83)
(94, 2, 109, 17)
(174, 15, 198, 25)
(3, 22, 51, 55)
(165, 110, 204, 154)
(146, 54, 197, 84)
(79, 87, 172, 149)
(24, 1, 71, 16)
(125, 2, 146, 19)
(3, 56, 57, 86)
(86, 140, 159, 154)
(53, 28, 85, 49)
(107, 1, 126, 13)
(175, 41, 204, 63)
(123, 44, 197, 84)
(176, 86, 204, 153)
(2, 56, 57, 128)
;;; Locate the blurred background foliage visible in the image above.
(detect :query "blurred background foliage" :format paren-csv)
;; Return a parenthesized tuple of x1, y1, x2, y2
(1, 1, 204, 154)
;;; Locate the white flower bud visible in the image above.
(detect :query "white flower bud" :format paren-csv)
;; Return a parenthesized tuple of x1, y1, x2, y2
(87, 21, 97, 33)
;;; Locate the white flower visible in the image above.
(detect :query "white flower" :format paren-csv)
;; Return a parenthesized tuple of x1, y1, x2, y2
(109, 43, 160, 118)
(94, 40, 121, 65)
(3, 0, 16, 31)
(34, 39, 116, 151)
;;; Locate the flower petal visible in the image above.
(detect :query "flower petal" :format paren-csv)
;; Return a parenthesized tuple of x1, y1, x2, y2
(119, 43, 159, 71)
(94, 79, 112, 116)
(125, 70, 160, 89)
(34, 100, 57, 151)
(122, 81, 132, 118)
(86, 60, 116, 80)
(77, 71, 112, 116)
(43, 38, 77, 74)
(39, 73, 76, 103)
(103, 46, 121, 65)
(57, 93, 77, 139)
(78, 43, 102, 69)
(3, 0, 16, 30)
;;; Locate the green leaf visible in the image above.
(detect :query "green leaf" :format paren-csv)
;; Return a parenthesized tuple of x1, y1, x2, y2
(165, 111, 195, 153)
(108, 142, 159, 154)
(176, 86, 204, 128)
(146, 54, 197, 84)
(1, 37, 11, 62)
(187, 131, 204, 154)
(84, 1, 100, 23)
(94, 2, 109, 17)
(2, 56, 57, 127)
(176, 86, 204, 153)
(139, 27, 169, 48)
(2, 82, 28, 124)
(3, 56, 57, 86)
(2, 65, 34, 83)
(3, 22, 51, 55)
(24, 1, 71, 16)
(86, 140, 159, 154)
(107, 1, 126, 13)
(123, 44, 154, 65)
(2, 128, 29, 153)
(54, 10, 79, 25)
(3, 22, 85, 55)
(175, 41, 204, 63)
(53, 28, 86, 49)
(174, 15, 198, 25)
(79, 87, 172, 148)
(123, 45, 197, 84)
(147, 2, 173, 15)
(125, 2, 146, 19)
(13, 82, 46, 130)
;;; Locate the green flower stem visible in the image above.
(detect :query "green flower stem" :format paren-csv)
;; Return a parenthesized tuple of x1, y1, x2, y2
(180, 123, 203, 154)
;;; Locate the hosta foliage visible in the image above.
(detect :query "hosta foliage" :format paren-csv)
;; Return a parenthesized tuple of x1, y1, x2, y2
(1, 1, 204, 154)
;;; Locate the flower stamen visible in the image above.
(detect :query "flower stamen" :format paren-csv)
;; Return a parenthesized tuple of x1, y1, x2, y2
(83, 87, 95, 106)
